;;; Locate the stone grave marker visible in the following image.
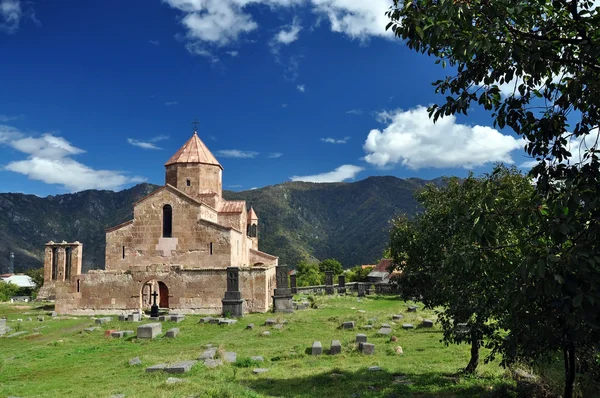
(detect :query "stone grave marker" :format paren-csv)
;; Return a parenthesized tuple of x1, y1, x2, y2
(203, 359, 222, 368)
(146, 364, 167, 373)
(402, 324, 414, 330)
(198, 347, 217, 360)
(128, 313, 141, 322)
(166, 328, 179, 338)
(253, 368, 269, 374)
(165, 360, 197, 374)
(272, 264, 294, 313)
(95, 317, 112, 325)
(219, 319, 237, 326)
(129, 357, 142, 366)
(265, 318, 277, 326)
(246, 323, 254, 330)
(422, 319, 434, 327)
(222, 267, 244, 317)
(111, 330, 134, 338)
(137, 322, 161, 339)
(361, 343, 375, 355)
(407, 305, 418, 312)
(199, 317, 214, 324)
(330, 340, 341, 355)
(342, 321, 355, 329)
(312, 341, 323, 355)
(324, 271, 334, 295)
(251, 356, 264, 362)
(393, 314, 404, 320)
(223, 352, 237, 363)
(356, 334, 367, 343)
(378, 327, 392, 335)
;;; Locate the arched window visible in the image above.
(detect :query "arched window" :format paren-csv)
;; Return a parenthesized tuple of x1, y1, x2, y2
(163, 204, 173, 238)
(251, 224, 257, 238)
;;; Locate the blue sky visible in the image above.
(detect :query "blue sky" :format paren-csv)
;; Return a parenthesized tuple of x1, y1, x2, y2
(0, 0, 535, 196)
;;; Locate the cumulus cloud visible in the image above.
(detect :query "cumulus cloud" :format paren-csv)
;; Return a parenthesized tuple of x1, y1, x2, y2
(164, 101, 179, 106)
(291, 164, 363, 183)
(1, 127, 145, 191)
(267, 152, 283, 158)
(148, 40, 160, 45)
(321, 136, 350, 144)
(0, 114, 23, 122)
(296, 84, 305, 92)
(520, 128, 600, 169)
(273, 19, 302, 45)
(476, 70, 572, 98)
(127, 135, 169, 150)
(346, 109, 363, 115)
(0, 0, 37, 34)
(363, 106, 523, 169)
(216, 149, 259, 158)
(162, 0, 392, 58)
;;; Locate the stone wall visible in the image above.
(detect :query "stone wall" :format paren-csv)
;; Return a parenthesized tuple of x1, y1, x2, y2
(37, 241, 82, 300)
(165, 163, 222, 199)
(54, 265, 276, 315)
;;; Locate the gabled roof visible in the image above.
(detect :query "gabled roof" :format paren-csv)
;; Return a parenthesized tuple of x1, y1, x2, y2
(373, 258, 394, 273)
(165, 132, 223, 169)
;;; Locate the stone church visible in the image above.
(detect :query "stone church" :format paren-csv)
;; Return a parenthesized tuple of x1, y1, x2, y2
(38, 131, 278, 315)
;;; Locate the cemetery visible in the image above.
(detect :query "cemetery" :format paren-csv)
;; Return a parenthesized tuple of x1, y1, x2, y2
(0, 291, 539, 398)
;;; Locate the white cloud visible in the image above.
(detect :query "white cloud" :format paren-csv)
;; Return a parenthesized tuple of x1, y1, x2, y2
(281, 103, 288, 108)
(164, 101, 179, 106)
(1, 128, 145, 191)
(149, 40, 160, 45)
(363, 106, 523, 169)
(216, 149, 259, 158)
(0, 114, 23, 122)
(476, 71, 572, 98)
(296, 84, 305, 92)
(226, 50, 239, 57)
(291, 164, 363, 183)
(0, 0, 21, 33)
(162, 0, 392, 58)
(520, 128, 600, 168)
(321, 136, 350, 144)
(268, 152, 283, 158)
(127, 135, 169, 150)
(346, 109, 363, 115)
(273, 19, 302, 45)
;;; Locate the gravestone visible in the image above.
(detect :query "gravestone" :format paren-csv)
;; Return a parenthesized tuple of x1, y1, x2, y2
(118, 315, 127, 321)
(95, 317, 112, 325)
(407, 305, 418, 312)
(392, 314, 404, 321)
(137, 322, 161, 339)
(342, 321, 355, 329)
(338, 275, 346, 294)
(325, 271, 334, 295)
(84, 327, 100, 332)
(203, 359, 223, 368)
(261, 331, 270, 336)
(422, 319, 434, 328)
(357, 283, 366, 297)
(170, 314, 185, 323)
(219, 319, 237, 326)
(361, 343, 375, 355)
(0, 318, 9, 336)
(165, 360, 197, 374)
(51, 311, 57, 317)
(402, 324, 414, 330)
(312, 341, 323, 355)
(251, 356, 264, 362)
(223, 352, 237, 363)
(272, 265, 294, 313)
(199, 347, 217, 360)
(199, 317, 214, 324)
(222, 267, 244, 317)
(253, 368, 269, 374)
(246, 323, 254, 330)
(356, 334, 367, 343)
(128, 313, 141, 322)
(166, 328, 179, 338)
(265, 318, 277, 326)
(111, 330, 134, 338)
(150, 291, 160, 318)
(368, 366, 381, 371)
(145, 364, 167, 373)
(158, 315, 168, 322)
(289, 270, 297, 294)
(363, 325, 373, 330)
(330, 340, 341, 355)
(129, 357, 142, 366)
(378, 327, 392, 335)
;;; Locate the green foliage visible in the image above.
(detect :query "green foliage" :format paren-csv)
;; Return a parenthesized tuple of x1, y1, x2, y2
(0, 281, 22, 301)
(318, 258, 343, 275)
(346, 265, 373, 283)
(25, 267, 44, 297)
(295, 260, 323, 287)
(388, 2, 600, 396)
(390, 165, 534, 374)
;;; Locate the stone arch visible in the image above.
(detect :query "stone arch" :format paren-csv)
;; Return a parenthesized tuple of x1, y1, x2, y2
(140, 279, 170, 310)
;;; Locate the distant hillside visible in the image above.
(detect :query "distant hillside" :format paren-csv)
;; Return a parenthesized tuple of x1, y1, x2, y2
(0, 176, 440, 272)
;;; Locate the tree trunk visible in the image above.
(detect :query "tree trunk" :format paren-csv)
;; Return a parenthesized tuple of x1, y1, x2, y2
(563, 342, 576, 398)
(465, 333, 479, 374)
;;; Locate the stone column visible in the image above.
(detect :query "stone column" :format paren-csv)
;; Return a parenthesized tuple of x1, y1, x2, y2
(272, 265, 294, 313)
(222, 267, 244, 317)
(289, 270, 297, 294)
(43, 243, 54, 282)
(70, 242, 83, 278)
(325, 271, 334, 295)
(338, 274, 346, 294)
(57, 246, 66, 282)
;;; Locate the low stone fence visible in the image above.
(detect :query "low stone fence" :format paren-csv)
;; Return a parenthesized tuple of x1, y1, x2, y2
(294, 282, 399, 296)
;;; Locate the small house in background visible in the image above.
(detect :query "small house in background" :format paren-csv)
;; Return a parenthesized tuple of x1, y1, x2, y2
(1, 274, 36, 289)
(10, 296, 32, 303)
(367, 259, 399, 284)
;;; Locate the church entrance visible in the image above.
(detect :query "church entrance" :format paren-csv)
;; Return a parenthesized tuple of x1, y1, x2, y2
(140, 279, 170, 310)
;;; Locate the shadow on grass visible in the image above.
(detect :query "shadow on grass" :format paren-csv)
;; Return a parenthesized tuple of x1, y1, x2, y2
(364, 295, 403, 302)
(243, 367, 524, 398)
(33, 304, 55, 311)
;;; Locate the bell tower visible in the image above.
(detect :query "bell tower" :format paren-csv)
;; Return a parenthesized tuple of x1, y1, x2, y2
(165, 127, 223, 201)
(247, 207, 259, 250)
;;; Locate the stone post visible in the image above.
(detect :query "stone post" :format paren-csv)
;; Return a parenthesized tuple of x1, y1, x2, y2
(222, 267, 244, 317)
(325, 271, 334, 295)
(57, 246, 66, 281)
(357, 283, 366, 297)
(272, 265, 294, 313)
(338, 274, 346, 294)
(289, 270, 297, 294)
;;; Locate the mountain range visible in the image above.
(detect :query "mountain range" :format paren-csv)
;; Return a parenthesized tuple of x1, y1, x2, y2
(0, 176, 440, 273)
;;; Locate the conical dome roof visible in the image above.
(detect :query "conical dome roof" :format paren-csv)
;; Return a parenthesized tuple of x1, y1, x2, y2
(165, 132, 222, 169)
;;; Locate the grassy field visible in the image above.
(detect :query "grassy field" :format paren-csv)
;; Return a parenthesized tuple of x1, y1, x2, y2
(0, 295, 539, 398)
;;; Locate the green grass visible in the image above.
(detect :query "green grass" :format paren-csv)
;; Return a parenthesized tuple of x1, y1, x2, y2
(1, 295, 530, 398)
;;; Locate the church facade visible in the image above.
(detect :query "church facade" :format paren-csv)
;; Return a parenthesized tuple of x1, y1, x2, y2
(38, 132, 278, 315)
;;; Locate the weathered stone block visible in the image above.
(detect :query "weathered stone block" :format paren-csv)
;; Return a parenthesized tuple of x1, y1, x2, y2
(166, 328, 179, 338)
(342, 321, 355, 329)
(356, 334, 367, 343)
(407, 306, 418, 312)
(378, 327, 392, 335)
(330, 340, 341, 355)
(422, 319, 434, 328)
(253, 368, 269, 374)
(392, 314, 404, 320)
(95, 317, 112, 325)
(111, 330, 134, 338)
(199, 317, 214, 324)
(170, 314, 185, 323)
(137, 322, 161, 339)
(402, 324, 414, 330)
(251, 356, 264, 362)
(312, 341, 322, 355)
(362, 343, 375, 355)
(129, 357, 142, 366)
(265, 318, 277, 326)
(165, 360, 197, 374)
(128, 313, 141, 322)
(198, 347, 217, 360)
(223, 352, 237, 363)
(219, 319, 237, 326)
(146, 364, 167, 373)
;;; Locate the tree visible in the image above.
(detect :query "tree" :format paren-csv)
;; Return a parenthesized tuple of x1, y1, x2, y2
(390, 165, 534, 374)
(25, 268, 44, 296)
(296, 260, 323, 287)
(387, 2, 600, 396)
(347, 265, 373, 282)
(0, 282, 21, 302)
(318, 258, 343, 275)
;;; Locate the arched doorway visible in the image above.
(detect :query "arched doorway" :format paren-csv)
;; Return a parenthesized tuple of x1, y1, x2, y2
(140, 280, 170, 310)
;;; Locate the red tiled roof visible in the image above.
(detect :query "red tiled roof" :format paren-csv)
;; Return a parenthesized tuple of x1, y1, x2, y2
(373, 259, 394, 273)
(165, 132, 222, 169)
(218, 200, 246, 213)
